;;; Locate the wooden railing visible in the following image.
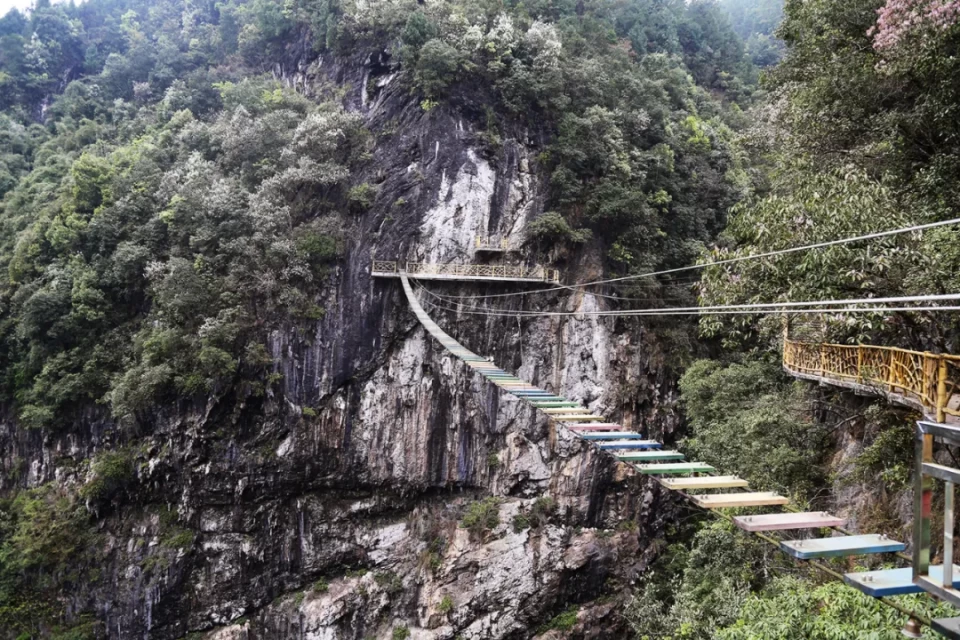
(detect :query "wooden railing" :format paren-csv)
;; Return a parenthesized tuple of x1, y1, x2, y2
(372, 261, 560, 283)
(783, 340, 960, 421)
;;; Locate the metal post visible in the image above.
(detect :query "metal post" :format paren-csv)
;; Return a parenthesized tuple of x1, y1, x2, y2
(946, 481, 955, 589)
(914, 428, 935, 581)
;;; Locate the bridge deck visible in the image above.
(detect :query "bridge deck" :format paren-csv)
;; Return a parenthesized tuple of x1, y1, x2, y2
(373, 261, 560, 284)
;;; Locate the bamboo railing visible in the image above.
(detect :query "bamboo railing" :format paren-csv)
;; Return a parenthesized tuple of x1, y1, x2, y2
(783, 339, 960, 422)
(475, 236, 509, 251)
(371, 261, 560, 283)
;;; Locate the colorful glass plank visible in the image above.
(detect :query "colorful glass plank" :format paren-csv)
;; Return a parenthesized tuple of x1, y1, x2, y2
(565, 424, 623, 432)
(596, 440, 662, 450)
(691, 492, 789, 509)
(578, 432, 643, 439)
(635, 462, 715, 475)
(660, 476, 749, 490)
(734, 512, 846, 532)
(616, 450, 683, 461)
(780, 534, 905, 560)
(552, 415, 605, 421)
(931, 617, 960, 640)
(844, 565, 960, 597)
(533, 402, 582, 407)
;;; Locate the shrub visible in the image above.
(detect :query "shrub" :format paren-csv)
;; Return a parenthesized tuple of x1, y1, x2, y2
(438, 594, 454, 614)
(414, 39, 460, 96)
(529, 497, 555, 527)
(313, 578, 329, 593)
(347, 183, 378, 211)
(460, 497, 501, 540)
(374, 571, 404, 595)
(527, 212, 592, 245)
(537, 605, 578, 633)
(392, 626, 410, 640)
(80, 449, 135, 505)
(511, 513, 531, 533)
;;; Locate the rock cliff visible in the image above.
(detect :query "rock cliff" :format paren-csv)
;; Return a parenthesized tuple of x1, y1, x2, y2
(0, 48, 684, 639)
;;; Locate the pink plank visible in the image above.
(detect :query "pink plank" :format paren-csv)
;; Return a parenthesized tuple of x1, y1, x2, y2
(734, 511, 847, 532)
(565, 424, 622, 432)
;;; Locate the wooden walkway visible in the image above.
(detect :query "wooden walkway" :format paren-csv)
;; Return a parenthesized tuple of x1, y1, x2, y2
(374, 261, 560, 284)
(783, 339, 960, 422)
(399, 275, 920, 618)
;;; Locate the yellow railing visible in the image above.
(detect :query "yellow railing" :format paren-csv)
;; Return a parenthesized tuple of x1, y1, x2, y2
(475, 236, 509, 250)
(372, 261, 560, 283)
(783, 339, 960, 421)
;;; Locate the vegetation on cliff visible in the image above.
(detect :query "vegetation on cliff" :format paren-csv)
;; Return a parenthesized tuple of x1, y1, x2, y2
(2, 0, 958, 636)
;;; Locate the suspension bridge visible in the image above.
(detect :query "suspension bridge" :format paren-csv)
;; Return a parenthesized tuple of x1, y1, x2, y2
(373, 258, 960, 637)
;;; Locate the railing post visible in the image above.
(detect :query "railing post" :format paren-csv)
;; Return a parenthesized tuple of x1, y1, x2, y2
(856, 345, 863, 385)
(820, 343, 826, 376)
(938, 357, 949, 423)
(887, 350, 896, 393)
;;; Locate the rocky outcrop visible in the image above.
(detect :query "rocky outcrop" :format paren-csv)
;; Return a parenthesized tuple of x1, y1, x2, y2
(0, 48, 684, 639)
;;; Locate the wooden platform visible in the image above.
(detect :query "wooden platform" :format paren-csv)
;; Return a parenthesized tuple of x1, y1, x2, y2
(660, 476, 749, 490)
(636, 462, 715, 475)
(734, 512, 846, 532)
(691, 492, 789, 509)
(780, 534, 905, 559)
(844, 565, 960, 597)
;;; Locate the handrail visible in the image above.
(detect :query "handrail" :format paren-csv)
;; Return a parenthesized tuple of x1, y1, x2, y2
(783, 339, 960, 421)
(475, 236, 509, 250)
(371, 261, 560, 283)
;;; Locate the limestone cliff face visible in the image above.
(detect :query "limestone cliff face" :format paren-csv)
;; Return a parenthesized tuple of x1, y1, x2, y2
(0, 48, 683, 639)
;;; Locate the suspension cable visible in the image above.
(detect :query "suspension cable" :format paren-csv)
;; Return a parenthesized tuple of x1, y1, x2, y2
(432, 216, 960, 301)
(414, 282, 960, 318)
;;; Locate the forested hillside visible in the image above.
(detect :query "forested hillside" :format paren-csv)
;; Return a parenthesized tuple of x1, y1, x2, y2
(0, 0, 761, 638)
(1, 0, 958, 638)
(627, 0, 960, 637)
